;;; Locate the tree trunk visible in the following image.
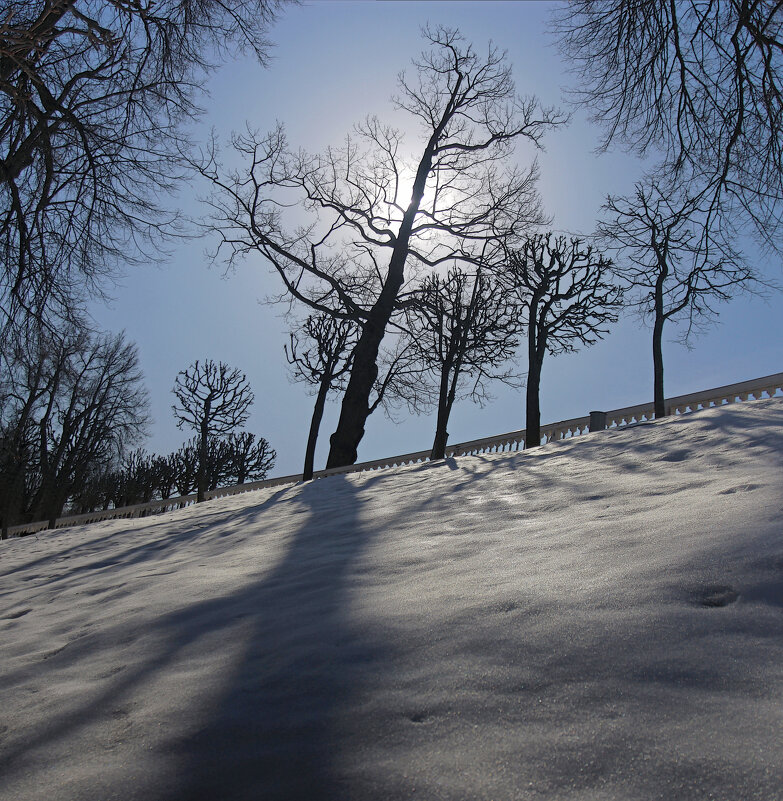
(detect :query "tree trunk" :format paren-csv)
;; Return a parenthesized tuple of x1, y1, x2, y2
(526, 356, 543, 449)
(326, 140, 438, 469)
(197, 422, 208, 503)
(430, 362, 458, 460)
(0, 465, 25, 539)
(304, 376, 332, 481)
(652, 314, 666, 418)
(42, 486, 67, 529)
(525, 306, 544, 449)
(430, 398, 451, 461)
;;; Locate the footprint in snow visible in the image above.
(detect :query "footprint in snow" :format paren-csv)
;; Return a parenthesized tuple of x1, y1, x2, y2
(693, 585, 739, 607)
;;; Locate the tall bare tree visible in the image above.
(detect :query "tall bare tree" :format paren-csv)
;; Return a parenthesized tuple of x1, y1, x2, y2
(0, 0, 288, 338)
(503, 234, 623, 447)
(598, 183, 757, 418)
(172, 359, 254, 502)
(200, 26, 564, 468)
(553, 0, 783, 251)
(404, 267, 520, 460)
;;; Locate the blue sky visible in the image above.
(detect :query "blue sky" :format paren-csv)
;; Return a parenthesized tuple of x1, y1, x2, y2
(90, 0, 783, 477)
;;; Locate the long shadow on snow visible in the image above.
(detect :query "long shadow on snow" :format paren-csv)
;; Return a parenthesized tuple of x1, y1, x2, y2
(0, 473, 389, 801)
(162, 471, 387, 800)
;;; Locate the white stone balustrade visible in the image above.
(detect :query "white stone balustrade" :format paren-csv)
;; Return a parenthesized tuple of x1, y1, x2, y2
(7, 371, 782, 537)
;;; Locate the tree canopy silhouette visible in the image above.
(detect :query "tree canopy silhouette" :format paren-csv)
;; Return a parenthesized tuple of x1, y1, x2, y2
(172, 360, 254, 502)
(503, 234, 622, 446)
(0, 0, 287, 339)
(200, 25, 565, 468)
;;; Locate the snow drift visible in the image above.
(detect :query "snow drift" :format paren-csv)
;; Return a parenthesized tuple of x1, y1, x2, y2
(1, 398, 782, 800)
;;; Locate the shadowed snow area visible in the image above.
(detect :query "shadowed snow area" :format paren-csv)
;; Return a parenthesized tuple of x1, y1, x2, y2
(2, 399, 783, 800)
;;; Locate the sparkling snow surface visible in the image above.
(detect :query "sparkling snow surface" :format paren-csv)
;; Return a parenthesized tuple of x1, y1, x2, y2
(2, 399, 783, 800)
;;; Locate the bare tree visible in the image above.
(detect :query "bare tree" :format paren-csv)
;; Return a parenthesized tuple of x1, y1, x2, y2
(598, 183, 757, 418)
(226, 431, 276, 484)
(503, 234, 623, 447)
(285, 314, 358, 480)
(1, 323, 150, 530)
(172, 359, 254, 502)
(0, 0, 288, 339)
(33, 330, 150, 526)
(154, 454, 178, 501)
(172, 440, 199, 498)
(404, 267, 520, 460)
(553, 0, 783, 251)
(200, 26, 564, 468)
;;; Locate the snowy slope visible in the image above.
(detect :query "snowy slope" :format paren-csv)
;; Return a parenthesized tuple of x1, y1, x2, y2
(1, 399, 782, 801)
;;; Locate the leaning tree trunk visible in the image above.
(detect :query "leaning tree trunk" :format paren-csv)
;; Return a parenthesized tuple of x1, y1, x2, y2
(326, 142, 439, 469)
(303, 376, 332, 481)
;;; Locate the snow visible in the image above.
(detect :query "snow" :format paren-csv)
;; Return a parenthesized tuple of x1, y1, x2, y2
(1, 398, 783, 800)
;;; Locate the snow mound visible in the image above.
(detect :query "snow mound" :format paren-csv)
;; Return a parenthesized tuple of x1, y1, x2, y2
(2, 399, 783, 800)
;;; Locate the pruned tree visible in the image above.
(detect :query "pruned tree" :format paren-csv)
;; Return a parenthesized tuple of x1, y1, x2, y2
(0, 0, 288, 339)
(553, 0, 783, 251)
(154, 454, 178, 501)
(597, 183, 757, 418)
(173, 440, 199, 498)
(285, 314, 358, 480)
(69, 465, 117, 514)
(404, 267, 520, 460)
(120, 449, 159, 506)
(172, 359, 254, 502)
(503, 234, 623, 446)
(200, 25, 564, 468)
(226, 431, 276, 484)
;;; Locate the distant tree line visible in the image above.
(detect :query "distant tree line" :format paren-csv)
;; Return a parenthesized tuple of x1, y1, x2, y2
(1, 339, 275, 536)
(70, 432, 275, 518)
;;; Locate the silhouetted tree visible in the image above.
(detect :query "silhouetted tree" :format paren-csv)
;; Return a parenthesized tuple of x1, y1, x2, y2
(0, 323, 150, 529)
(0, 322, 66, 536)
(503, 234, 623, 447)
(33, 331, 150, 525)
(69, 465, 117, 514)
(173, 440, 199, 498)
(154, 454, 178, 500)
(0, 0, 288, 339)
(172, 360, 254, 502)
(226, 431, 276, 484)
(120, 450, 159, 505)
(598, 183, 756, 418)
(200, 26, 564, 468)
(285, 314, 358, 480)
(553, 0, 783, 251)
(404, 267, 520, 460)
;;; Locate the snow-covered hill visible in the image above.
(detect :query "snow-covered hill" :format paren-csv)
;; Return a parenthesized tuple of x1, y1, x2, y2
(2, 399, 782, 801)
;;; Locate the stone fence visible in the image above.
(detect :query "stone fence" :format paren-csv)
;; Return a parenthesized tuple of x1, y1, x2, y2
(7, 370, 783, 537)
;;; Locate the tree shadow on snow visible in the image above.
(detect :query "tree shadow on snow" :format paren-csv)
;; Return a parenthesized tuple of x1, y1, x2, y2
(0, 473, 390, 801)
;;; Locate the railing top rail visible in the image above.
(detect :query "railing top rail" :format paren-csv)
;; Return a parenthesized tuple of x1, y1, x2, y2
(605, 371, 783, 421)
(7, 370, 781, 537)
